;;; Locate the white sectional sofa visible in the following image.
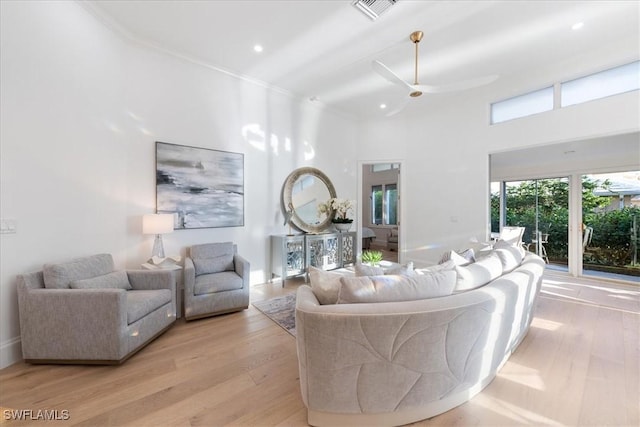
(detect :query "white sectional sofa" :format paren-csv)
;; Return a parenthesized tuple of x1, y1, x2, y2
(295, 248, 545, 426)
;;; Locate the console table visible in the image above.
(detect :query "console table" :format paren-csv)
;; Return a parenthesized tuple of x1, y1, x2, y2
(271, 232, 356, 285)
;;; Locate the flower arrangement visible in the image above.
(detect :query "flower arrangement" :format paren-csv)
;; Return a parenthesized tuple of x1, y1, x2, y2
(318, 197, 355, 224)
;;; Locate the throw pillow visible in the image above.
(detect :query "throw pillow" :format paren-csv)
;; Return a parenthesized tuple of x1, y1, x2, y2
(467, 240, 493, 254)
(415, 260, 456, 275)
(453, 252, 503, 292)
(439, 249, 474, 266)
(336, 270, 456, 304)
(384, 264, 417, 277)
(355, 263, 384, 276)
(494, 238, 526, 257)
(193, 255, 234, 276)
(43, 253, 115, 289)
(308, 266, 344, 305)
(191, 242, 234, 258)
(493, 245, 524, 273)
(70, 271, 132, 290)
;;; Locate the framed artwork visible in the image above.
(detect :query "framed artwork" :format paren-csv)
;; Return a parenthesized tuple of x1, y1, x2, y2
(156, 141, 244, 229)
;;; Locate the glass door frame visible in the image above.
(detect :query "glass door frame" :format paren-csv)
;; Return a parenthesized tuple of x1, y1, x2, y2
(494, 172, 637, 282)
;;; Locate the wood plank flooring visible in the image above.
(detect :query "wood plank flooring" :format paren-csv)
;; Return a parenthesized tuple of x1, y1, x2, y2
(1, 273, 638, 426)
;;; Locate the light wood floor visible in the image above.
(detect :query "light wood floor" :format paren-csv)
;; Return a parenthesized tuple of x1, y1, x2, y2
(1, 272, 638, 427)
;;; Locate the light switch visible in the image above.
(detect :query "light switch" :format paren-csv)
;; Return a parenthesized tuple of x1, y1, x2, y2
(0, 218, 17, 234)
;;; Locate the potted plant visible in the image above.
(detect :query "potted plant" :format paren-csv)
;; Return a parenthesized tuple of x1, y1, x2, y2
(318, 198, 355, 232)
(361, 250, 383, 266)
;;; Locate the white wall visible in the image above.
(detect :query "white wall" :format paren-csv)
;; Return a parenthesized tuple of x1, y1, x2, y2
(0, 1, 357, 368)
(357, 51, 640, 267)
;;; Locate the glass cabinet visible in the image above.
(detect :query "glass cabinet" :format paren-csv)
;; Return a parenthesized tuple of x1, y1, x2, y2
(270, 232, 356, 284)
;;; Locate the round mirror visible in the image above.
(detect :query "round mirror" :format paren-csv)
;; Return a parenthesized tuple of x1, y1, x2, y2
(282, 167, 336, 233)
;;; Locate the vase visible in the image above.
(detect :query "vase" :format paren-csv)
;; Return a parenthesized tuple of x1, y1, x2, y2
(333, 222, 352, 232)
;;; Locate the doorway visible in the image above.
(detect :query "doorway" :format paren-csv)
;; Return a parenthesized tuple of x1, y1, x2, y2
(359, 162, 401, 263)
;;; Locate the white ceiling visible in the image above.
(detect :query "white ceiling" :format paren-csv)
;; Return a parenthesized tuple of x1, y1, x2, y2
(85, 0, 639, 118)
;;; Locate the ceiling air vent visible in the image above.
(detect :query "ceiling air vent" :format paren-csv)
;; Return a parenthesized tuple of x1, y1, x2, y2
(352, 0, 398, 21)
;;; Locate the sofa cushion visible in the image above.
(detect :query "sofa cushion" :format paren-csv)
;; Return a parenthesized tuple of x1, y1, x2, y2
(126, 289, 172, 325)
(439, 248, 474, 266)
(336, 270, 456, 304)
(43, 254, 115, 289)
(308, 266, 345, 305)
(454, 252, 503, 292)
(194, 271, 243, 295)
(193, 255, 234, 276)
(191, 242, 235, 275)
(70, 271, 132, 290)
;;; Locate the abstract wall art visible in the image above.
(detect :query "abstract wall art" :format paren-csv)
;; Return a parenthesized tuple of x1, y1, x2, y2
(156, 141, 244, 229)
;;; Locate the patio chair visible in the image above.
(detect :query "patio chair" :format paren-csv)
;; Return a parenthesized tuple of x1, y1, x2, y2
(583, 226, 593, 251)
(531, 230, 549, 263)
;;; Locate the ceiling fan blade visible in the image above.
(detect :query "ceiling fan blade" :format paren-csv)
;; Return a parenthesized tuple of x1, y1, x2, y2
(417, 74, 499, 94)
(372, 60, 414, 92)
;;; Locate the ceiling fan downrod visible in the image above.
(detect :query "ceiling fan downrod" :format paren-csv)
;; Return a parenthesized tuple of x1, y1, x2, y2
(410, 30, 423, 97)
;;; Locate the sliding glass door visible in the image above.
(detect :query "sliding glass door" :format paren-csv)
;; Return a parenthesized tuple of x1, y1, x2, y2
(582, 171, 640, 280)
(492, 171, 640, 282)
(492, 177, 569, 268)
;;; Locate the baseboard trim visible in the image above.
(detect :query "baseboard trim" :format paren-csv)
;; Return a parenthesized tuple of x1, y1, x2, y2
(0, 336, 23, 369)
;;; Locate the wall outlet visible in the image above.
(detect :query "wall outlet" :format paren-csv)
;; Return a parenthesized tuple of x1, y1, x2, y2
(0, 219, 17, 234)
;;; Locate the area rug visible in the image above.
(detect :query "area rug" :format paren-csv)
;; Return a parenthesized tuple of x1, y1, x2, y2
(252, 293, 296, 337)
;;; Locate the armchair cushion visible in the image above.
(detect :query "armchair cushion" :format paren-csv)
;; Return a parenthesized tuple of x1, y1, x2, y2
(70, 271, 132, 290)
(191, 242, 235, 275)
(43, 254, 114, 289)
(126, 289, 172, 324)
(194, 271, 243, 295)
(193, 255, 234, 276)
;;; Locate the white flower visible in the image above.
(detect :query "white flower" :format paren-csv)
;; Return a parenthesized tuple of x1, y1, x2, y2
(323, 197, 355, 220)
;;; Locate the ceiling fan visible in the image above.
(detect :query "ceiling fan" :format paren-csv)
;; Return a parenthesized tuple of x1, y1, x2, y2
(372, 30, 498, 115)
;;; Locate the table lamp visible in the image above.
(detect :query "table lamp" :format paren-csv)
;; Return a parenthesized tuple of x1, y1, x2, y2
(143, 214, 174, 259)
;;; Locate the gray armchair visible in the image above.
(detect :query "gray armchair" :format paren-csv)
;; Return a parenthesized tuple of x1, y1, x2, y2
(16, 253, 176, 364)
(387, 227, 399, 251)
(184, 242, 250, 321)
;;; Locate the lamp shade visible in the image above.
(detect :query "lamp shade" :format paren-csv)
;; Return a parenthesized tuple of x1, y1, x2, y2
(143, 214, 174, 235)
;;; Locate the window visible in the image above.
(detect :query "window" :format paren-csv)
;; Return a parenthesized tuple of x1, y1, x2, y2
(371, 163, 400, 173)
(561, 61, 640, 107)
(490, 61, 640, 125)
(490, 86, 554, 124)
(371, 184, 397, 225)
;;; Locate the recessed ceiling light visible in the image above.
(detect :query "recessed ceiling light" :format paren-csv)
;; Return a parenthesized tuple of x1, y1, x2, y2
(380, 103, 387, 109)
(571, 22, 584, 30)
(253, 44, 263, 53)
